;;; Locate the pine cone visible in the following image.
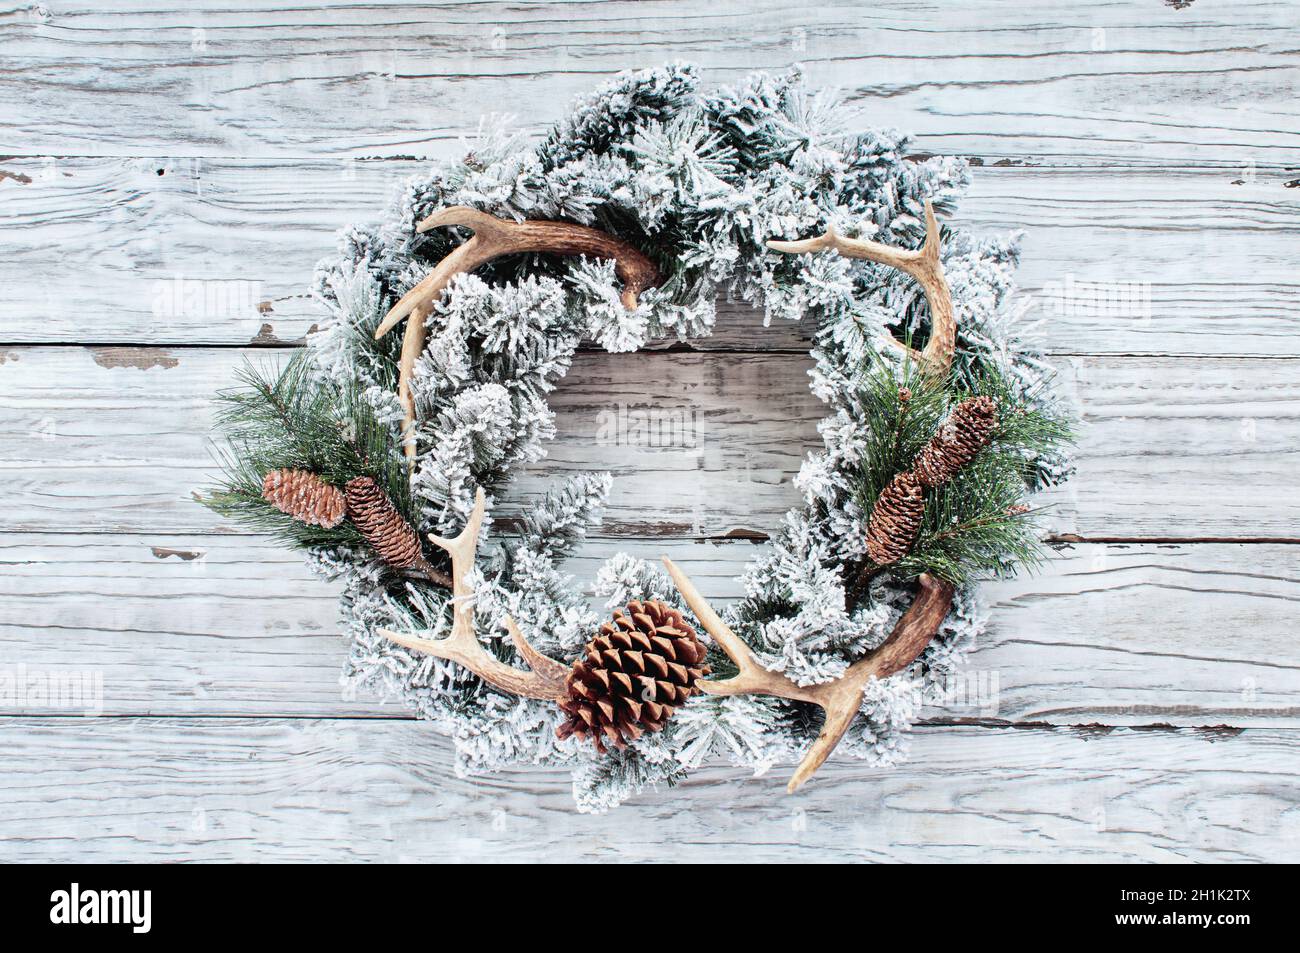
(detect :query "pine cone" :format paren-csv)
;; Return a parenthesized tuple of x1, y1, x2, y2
(344, 476, 425, 570)
(261, 468, 346, 528)
(557, 600, 711, 754)
(866, 471, 925, 565)
(913, 395, 999, 488)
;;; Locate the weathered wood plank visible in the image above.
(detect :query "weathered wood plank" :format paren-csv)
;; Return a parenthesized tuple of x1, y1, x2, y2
(1, 1, 1294, 164)
(1, 159, 1296, 354)
(0, 717, 1294, 862)
(3, 534, 1297, 726)
(0, 153, 808, 350)
(977, 541, 1300, 726)
(0, 533, 740, 717)
(1, 344, 1296, 538)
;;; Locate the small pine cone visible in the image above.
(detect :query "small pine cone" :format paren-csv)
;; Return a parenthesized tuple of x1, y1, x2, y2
(557, 600, 711, 754)
(261, 468, 346, 528)
(344, 476, 425, 570)
(913, 395, 999, 488)
(866, 471, 925, 565)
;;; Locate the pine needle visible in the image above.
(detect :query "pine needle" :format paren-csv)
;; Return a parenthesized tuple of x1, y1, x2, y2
(852, 356, 1072, 587)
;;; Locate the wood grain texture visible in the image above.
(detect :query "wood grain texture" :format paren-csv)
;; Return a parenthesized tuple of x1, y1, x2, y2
(1, 717, 1295, 862)
(2, 159, 1297, 354)
(1, 1, 1296, 164)
(1, 344, 1296, 538)
(4, 534, 1297, 726)
(2, 0, 1296, 861)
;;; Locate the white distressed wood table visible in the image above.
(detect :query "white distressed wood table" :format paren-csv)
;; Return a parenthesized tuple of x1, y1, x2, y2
(1, 0, 1297, 863)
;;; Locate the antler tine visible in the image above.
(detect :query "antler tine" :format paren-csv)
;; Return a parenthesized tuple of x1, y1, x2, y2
(662, 556, 955, 793)
(785, 573, 955, 791)
(379, 488, 568, 701)
(661, 557, 824, 705)
(374, 206, 662, 464)
(767, 198, 956, 377)
(374, 209, 514, 341)
(395, 303, 426, 455)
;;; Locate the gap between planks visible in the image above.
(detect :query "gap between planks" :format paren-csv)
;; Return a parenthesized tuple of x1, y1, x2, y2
(10, 341, 1300, 362)
(0, 712, 1269, 746)
(7, 527, 1300, 546)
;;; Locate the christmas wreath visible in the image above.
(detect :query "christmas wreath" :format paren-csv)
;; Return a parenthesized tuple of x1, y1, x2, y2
(203, 65, 1072, 812)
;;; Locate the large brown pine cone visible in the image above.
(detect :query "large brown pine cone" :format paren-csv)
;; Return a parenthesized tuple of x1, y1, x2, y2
(913, 395, 999, 488)
(344, 476, 425, 570)
(557, 600, 711, 754)
(866, 471, 925, 565)
(262, 468, 346, 528)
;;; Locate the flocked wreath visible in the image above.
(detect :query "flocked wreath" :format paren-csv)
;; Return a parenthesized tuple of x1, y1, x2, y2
(203, 65, 1072, 812)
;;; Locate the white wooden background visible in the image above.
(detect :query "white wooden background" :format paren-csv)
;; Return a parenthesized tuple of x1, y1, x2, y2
(1, 0, 1298, 863)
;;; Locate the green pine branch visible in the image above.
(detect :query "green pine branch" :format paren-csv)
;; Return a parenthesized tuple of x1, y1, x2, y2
(199, 352, 420, 556)
(850, 355, 1072, 589)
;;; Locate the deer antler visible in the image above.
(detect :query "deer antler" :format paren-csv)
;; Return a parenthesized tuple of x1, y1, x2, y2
(378, 488, 569, 700)
(662, 556, 955, 793)
(375, 207, 662, 463)
(768, 198, 955, 377)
